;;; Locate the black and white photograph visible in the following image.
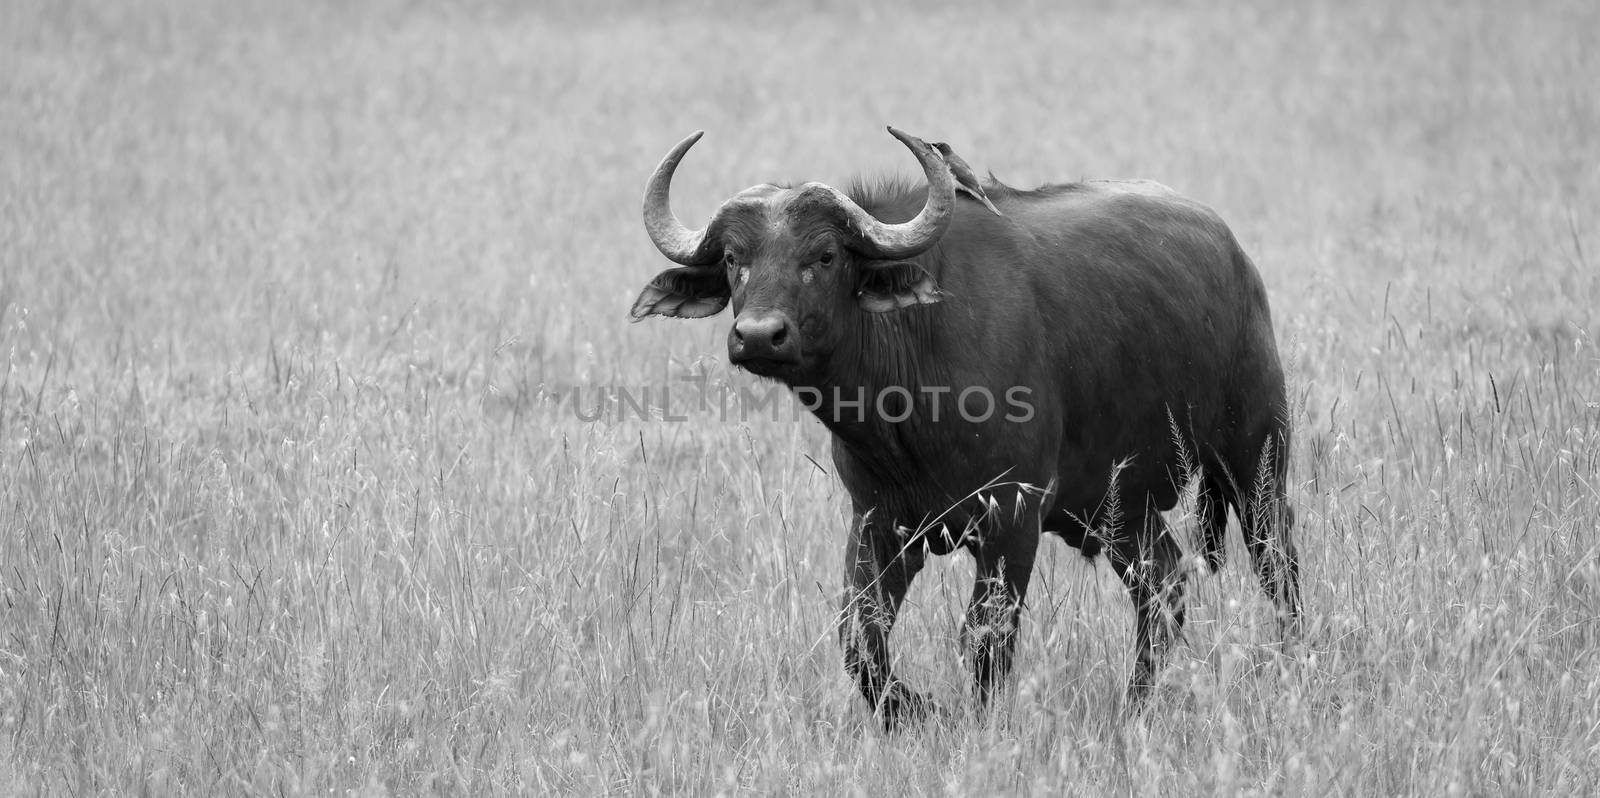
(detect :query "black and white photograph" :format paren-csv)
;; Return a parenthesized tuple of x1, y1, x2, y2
(3, 0, 1597, 794)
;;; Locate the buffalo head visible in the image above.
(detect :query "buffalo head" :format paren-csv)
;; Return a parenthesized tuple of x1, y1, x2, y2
(630, 127, 957, 379)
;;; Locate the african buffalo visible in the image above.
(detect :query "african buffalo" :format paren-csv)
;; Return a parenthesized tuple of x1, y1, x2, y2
(631, 127, 1302, 724)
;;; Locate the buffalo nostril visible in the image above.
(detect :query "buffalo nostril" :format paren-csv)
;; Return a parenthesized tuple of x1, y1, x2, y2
(770, 324, 788, 348)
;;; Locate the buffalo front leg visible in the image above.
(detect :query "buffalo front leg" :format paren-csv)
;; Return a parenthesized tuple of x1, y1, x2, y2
(962, 529, 1040, 707)
(839, 514, 928, 727)
(1107, 511, 1188, 709)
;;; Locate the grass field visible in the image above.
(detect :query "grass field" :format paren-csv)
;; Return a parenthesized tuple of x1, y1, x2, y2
(3, 0, 1599, 794)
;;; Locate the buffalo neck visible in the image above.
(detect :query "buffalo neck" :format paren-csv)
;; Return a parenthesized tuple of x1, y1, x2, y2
(792, 303, 951, 458)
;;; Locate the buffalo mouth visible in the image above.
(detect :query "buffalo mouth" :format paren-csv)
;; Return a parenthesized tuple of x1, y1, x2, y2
(729, 353, 801, 378)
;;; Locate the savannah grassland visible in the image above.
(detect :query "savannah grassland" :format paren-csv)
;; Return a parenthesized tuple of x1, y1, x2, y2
(2, 0, 1598, 794)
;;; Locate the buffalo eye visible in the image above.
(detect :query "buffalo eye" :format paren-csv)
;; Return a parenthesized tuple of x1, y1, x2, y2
(818, 251, 834, 267)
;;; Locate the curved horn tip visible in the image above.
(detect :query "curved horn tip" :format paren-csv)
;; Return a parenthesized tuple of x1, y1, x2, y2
(670, 130, 705, 153)
(885, 126, 928, 148)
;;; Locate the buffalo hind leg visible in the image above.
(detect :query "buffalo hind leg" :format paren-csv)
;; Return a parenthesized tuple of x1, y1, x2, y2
(1239, 435, 1303, 633)
(1108, 511, 1188, 709)
(840, 514, 928, 727)
(1242, 492, 1302, 634)
(962, 529, 1040, 707)
(1195, 475, 1231, 574)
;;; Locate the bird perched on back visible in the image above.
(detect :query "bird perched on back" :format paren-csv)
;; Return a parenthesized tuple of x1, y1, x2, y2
(934, 141, 1002, 217)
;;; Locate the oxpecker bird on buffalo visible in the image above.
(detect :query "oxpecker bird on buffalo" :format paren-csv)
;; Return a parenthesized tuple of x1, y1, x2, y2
(631, 127, 1302, 727)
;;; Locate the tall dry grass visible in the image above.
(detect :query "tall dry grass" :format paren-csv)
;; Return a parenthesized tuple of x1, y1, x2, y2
(2, 0, 1597, 794)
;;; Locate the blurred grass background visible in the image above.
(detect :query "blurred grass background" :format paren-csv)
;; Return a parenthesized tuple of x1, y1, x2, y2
(2, 0, 1598, 794)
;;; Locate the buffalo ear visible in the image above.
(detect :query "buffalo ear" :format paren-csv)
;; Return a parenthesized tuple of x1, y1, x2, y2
(856, 261, 943, 313)
(629, 266, 730, 321)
